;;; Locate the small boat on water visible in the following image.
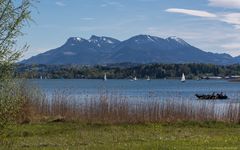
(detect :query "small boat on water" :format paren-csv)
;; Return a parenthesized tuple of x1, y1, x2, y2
(130, 76, 137, 81)
(181, 73, 186, 82)
(147, 76, 150, 81)
(103, 73, 107, 81)
(195, 93, 228, 100)
(133, 76, 137, 81)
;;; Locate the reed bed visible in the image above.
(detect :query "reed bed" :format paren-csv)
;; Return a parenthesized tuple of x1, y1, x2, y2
(19, 86, 240, 124)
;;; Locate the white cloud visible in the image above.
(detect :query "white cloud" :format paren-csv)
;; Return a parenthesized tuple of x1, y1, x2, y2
(221, 43, 240, 49)
(56, 1, 65, 7)
(221, 13, 240, 29)
(80, 17, 95, 21)
(100, 1, 124, 8)
(166, 8, 240, 30)
(234, 25, 240, 29)
(145, 26, 240, 56)
(209, 0, 240, 9)
(166, 8, 217, 18)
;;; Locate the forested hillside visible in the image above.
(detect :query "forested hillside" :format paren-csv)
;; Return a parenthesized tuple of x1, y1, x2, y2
(16, 63, 240, 79)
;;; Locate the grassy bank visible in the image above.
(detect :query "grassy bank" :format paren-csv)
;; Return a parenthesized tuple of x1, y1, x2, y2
(1, 122, 240, 150)
(1, 82, 240, 149)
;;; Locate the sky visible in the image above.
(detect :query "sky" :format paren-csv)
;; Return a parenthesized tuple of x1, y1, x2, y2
(18, 0, 240, 59)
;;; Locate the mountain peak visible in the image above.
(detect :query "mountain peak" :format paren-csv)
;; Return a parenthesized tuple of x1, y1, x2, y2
(166, 36, 189, 46)
(89, 35, 100, 40)
(66, 37, 86, 45)
(130, 34, 158, 43)
(89, 35, 120, 44)
(133, 34, 152, 39)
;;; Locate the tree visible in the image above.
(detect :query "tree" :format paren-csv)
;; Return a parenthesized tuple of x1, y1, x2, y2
(0, 0, 33, 129)
(0, 0, 32, 79)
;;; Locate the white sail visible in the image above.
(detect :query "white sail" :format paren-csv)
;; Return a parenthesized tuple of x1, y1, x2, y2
(133, 76, 137, 81)
(147, 76, 150, 81)
(181, 73, 186, 82)
(104, 73, 107, 81)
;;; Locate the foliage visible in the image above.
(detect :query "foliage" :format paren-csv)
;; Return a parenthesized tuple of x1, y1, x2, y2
(0, 0, 32, 131)
(0, 0, 32, 79)
(0, 81, 26, 129)
(16, 63, 240, 79)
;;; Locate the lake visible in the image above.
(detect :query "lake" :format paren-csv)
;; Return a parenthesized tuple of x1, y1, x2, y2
(29, 79, 240, 103)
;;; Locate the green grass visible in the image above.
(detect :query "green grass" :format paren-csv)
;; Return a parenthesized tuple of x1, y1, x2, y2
(1, 122, 240, 150)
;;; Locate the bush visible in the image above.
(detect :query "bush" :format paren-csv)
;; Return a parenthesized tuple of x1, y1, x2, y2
(0, 80, 24, 128)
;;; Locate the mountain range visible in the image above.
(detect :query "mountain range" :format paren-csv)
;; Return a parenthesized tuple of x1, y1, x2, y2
(21, 35, 240, 65)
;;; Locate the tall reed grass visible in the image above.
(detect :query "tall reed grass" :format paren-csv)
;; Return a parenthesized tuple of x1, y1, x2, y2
(20, 85, 240, 124)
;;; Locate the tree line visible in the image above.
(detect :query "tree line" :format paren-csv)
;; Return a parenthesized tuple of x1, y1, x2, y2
(15, 63, 240, 79)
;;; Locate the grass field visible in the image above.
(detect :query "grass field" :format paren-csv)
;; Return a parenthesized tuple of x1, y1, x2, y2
(1, 122, 240, 150)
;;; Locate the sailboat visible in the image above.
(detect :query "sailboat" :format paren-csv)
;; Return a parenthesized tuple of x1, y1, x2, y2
(130, 76, 138, 81)
(133, 76, 137, 81)
(147, 76, 150, 81)
(181, 73, 186, 82)
(104, 73, 107, 81)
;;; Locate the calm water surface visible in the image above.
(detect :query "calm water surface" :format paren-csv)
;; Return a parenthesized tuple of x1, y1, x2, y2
(29, 79, 240, 102)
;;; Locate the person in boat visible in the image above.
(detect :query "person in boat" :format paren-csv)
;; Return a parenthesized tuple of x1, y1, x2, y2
(210, 92, 216, 99)
(216, 92, 222, 98)
(196, 92, 228, 100)
(217, 92, 227, 99)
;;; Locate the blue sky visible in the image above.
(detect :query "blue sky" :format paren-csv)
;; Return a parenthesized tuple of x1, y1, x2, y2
(19, 0, 240, 59)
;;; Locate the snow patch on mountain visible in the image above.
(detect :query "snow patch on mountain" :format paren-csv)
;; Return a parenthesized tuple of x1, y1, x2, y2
(166, 36, 189, 46)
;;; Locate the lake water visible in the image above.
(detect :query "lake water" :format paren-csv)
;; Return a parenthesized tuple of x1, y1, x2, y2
(29, 79, 240, 103)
